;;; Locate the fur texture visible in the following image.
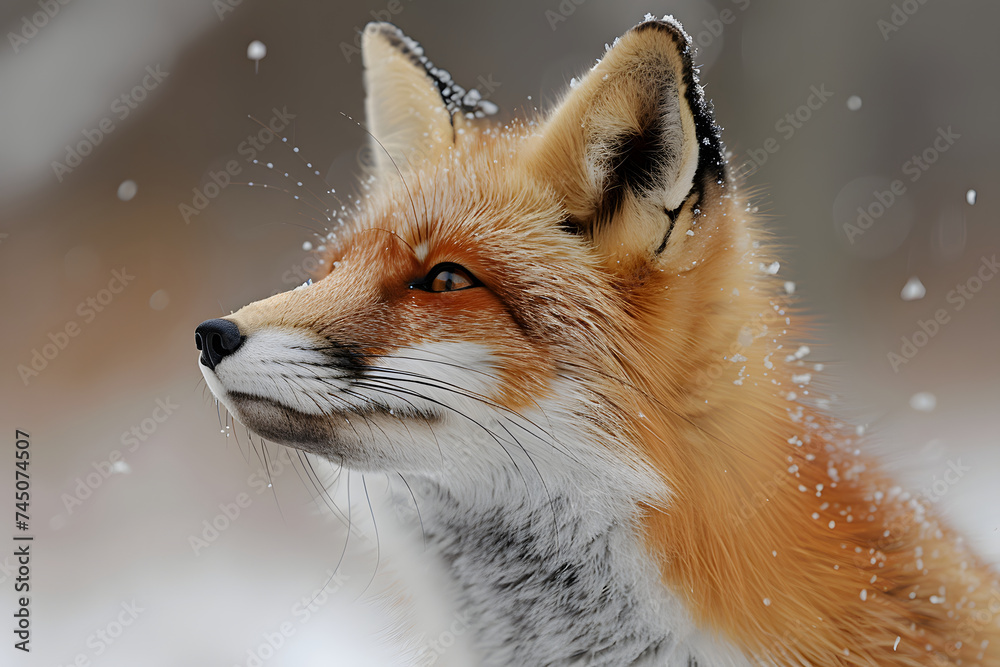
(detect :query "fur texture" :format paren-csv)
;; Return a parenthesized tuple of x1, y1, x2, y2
(197, 17, 1000, 666)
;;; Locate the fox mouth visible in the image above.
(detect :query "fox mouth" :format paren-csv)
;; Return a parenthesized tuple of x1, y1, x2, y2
(225, 390, 440, 456)
(192, 319, 420, 454)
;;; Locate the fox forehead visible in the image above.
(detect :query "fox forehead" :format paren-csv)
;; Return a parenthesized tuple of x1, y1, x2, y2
(341, 124, 565, 255)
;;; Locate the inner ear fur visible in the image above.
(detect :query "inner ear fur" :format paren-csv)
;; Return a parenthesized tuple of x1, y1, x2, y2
(524, 19, 725, 266)
(360, 22, 499, 179)
(361, 23, 455, 177)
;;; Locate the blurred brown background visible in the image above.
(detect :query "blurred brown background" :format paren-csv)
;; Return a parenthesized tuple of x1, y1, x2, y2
(1, 0, 998, 665)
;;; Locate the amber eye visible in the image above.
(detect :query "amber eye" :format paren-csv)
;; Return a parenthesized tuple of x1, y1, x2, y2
(412, 263, 480, 293)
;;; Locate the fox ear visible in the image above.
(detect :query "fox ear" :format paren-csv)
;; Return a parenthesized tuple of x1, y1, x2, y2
(525, 18, 725, 267)
(361, 23, 497, 177)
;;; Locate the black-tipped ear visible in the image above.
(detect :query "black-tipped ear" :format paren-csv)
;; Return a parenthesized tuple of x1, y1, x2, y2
(361, 23, 498, 177)
(524, 18, 725, 266)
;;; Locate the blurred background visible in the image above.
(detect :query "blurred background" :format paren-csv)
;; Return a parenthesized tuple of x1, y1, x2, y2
(1, 0, 998, 664)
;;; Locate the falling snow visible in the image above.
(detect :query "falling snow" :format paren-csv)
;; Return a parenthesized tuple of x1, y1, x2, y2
(117, 179, 137, 201)
(247, 40, 267, 61)
(900, 276, 926, 301)
(909, 392, 937, 412)
(785, 345, 810, 362)
(247, 40, 267, 73)
(149, 289, 170, 311)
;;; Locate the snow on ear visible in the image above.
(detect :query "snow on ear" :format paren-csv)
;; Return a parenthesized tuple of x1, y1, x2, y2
(361, 23, 498, 178)
(525, 18, 725, 266)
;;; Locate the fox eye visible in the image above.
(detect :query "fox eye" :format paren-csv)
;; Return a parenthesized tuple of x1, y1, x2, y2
(413, 263, 479, 292)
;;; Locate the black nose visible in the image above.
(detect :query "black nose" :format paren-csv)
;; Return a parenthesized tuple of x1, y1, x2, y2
(195, 319, 244, 370)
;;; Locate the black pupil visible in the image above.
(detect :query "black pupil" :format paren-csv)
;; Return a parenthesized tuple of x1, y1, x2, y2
(413, 263, 474, 292)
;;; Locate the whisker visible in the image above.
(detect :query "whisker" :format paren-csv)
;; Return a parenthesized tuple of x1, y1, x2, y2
(278, 360, 447, 464)
(261, 439, 285, 523)
(360, 368, 579, 463)
(490, 415, 563, 557)
(349, 379, 566, 558)
(232, 179, 333, 222)
(246, 113, 339, 213)
(359, 474, 381, 597)
(328, 349, 562, 439)
(306, 460, 352, 609)
(396, 472, 427, 551)
(339, 111, 421, 233)
(296, 450, 352, 528)
(352, 380, 535, 502)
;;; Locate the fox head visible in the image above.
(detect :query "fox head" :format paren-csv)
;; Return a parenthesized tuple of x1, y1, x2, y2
(196, 18, 765, 502)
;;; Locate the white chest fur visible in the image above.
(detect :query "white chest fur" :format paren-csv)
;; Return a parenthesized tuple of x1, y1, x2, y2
(411, 478, 750, 667)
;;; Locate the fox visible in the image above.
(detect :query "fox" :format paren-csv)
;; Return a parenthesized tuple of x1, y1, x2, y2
(195, 16, 1000, 666)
